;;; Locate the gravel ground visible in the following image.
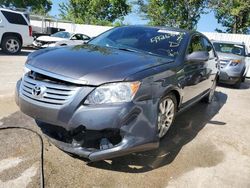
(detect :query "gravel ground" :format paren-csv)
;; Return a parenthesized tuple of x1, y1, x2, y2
(0, 51, 250, 188)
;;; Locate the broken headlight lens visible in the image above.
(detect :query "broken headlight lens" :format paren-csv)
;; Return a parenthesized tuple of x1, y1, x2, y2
(85, 82, 141, 104)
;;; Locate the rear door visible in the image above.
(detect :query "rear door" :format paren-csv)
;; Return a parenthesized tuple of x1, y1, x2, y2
(0, 12, 3, 27)
(182, 34, 210, 103)
(201, 36, 218, 90)
(1, 10, 29, 37)
(0, 11, 5, 42)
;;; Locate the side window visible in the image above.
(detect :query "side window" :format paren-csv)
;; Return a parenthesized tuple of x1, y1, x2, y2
(82, 34, 90, 40)
(202, 37, 215, 58)
(1, 10, 27, 25)
(71, 34, 83, 40)
(71, 35, 77, 40)
(188, 35, 204, 54)
(72, 34, 90, 40)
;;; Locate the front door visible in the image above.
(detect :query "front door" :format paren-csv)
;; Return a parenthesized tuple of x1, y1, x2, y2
(182, 35, 210, 104)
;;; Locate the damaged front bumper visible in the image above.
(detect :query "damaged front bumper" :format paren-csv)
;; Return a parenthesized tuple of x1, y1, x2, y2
(219, 64, 245, 84)
(16, 79, 159, 161)
(36, 120, 158, 161)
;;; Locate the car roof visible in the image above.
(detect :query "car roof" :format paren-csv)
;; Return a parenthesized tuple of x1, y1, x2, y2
(0, 8, 25, 15)
(212, 40, 245, 46)
(54, 31, 89, 37)
(119, 25, 196, 34)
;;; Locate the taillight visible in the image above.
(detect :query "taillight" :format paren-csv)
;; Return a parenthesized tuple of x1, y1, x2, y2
(29, 26, 32, 37)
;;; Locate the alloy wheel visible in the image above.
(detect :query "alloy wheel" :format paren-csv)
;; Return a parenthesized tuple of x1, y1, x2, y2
(158, 97, 175, 138)
(6, 39, 20, 53)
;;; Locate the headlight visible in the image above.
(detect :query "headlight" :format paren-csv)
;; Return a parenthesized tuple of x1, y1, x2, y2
(230, 59, 241, 66)
(22, 66, 31, 77)
(85, 81, 141, 104)
(48, 41, 56, 44)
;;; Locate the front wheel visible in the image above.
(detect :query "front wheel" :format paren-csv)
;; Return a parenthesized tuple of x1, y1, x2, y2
(241, 76, 245, 83)
(157, 94, 177, 139)
(234, 79, 242, 89)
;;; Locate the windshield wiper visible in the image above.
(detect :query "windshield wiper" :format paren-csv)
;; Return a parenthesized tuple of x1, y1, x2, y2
(116, 47, 141, 53)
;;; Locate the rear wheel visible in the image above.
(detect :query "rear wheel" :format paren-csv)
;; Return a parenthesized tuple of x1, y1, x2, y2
(157, 94, 177, 138)
(203, 79, 216, 103)
(1, 36, 21, 54)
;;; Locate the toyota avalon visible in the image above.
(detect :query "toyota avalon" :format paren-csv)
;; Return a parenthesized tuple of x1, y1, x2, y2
(16, 26, 219, 161)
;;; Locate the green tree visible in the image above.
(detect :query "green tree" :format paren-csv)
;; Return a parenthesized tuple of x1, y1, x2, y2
(59, 0, 131, 26)
(210, 0, 250, 34)
(0, 0, 52, 15)
(137, 0, 207, 30)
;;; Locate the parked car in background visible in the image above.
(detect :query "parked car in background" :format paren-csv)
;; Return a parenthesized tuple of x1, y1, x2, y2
(245, 49, 250, 78)
(212, 41, 248, 88)
(246, 62, 250, 78)
(0, 8, 33, 54)
(16, 26, 219, 161)
(33, 31, 91, 48)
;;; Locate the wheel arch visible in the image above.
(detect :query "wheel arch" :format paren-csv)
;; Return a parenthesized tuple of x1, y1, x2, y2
(1, 32, 23, 46)
(161, 87, 182, 109)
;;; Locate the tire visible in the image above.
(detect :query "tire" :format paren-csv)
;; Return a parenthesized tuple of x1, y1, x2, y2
(234, 79, 241, 89)
(157, 93, 177, 139)
(1, 36, 22, 54)
(203, 79, 216, 103)
(241, 75, 245, 83)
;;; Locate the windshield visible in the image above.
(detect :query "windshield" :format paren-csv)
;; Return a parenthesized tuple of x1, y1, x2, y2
(213, 42, 246, 56)
(51, 31, 71, 39)
(89, 26, 186, 58)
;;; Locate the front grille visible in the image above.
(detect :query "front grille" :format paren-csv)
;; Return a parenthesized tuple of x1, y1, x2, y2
(35, 40, 48, 46)
(20, 73, 80, 106)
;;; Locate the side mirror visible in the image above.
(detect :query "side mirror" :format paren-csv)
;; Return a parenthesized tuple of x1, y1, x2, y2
(247, 53, 250, 57)
(186, 51, 209, 62)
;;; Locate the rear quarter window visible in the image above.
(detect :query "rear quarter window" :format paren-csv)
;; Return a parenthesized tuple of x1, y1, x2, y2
(1, 10, 28, 25)
(24, 13, 30, 22)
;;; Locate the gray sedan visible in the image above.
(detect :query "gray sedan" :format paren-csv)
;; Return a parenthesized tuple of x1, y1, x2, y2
(16, 26, 219, 161)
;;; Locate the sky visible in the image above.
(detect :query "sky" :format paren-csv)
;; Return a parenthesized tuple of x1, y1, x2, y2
(50, 0, 223, 32)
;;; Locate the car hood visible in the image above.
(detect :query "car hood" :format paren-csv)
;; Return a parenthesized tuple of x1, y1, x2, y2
(36, 36, 67, 42)
(26, 45, 173, 85)
(217, 52, 245, 61)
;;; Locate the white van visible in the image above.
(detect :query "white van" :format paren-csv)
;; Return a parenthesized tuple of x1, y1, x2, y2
(0, 8, 33, 54)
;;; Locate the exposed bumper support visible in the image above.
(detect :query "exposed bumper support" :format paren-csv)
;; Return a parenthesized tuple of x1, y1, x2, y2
(48, 134, 159, 161)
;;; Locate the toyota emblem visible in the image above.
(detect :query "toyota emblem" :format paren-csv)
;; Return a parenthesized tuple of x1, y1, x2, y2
(32, 85, 46, 98)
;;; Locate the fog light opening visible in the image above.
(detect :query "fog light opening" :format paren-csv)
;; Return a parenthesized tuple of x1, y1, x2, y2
(100, 138, 113, 150)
